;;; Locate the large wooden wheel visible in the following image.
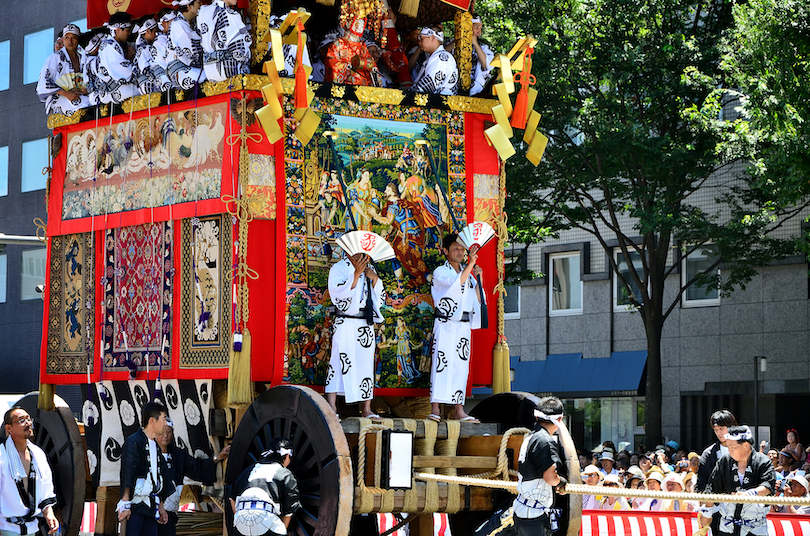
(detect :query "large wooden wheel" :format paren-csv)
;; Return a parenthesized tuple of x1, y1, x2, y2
(471, 391, 582, 536)
(4, 394, 87, 536)
(225, 385, 353, 536)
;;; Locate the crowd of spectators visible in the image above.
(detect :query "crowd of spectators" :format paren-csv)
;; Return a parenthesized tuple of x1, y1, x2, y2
(578, 425, 810, 514)
(38, 1, 497, 118)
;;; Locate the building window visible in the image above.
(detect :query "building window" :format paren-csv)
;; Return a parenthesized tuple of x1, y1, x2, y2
(0, 146, 7, 197)
(21, 248, 46, 301)
(613, 249, 644, 311)
(682, 245, 720, 307)
(24, 28, 53, 85)
(503, 253, 524, 320)
(549, 252, 582, 315)
(22, 138, 49, 193)
(0, 40, 9, 91)
(0, 254, 6, 303)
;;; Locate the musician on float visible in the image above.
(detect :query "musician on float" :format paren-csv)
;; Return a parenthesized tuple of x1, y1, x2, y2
(326, 248, 385, 420)
(37, 23, 91, 116)
(134, 18, 172, 94)
(427, 233, 483, 422)
(469, 16, 494, 96)
(167, 0, 207, 90)
(95, 12, 140, 104)
(410, 27, 458, 95)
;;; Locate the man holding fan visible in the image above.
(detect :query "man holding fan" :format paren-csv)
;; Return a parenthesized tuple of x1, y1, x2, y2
(427, 233, 485, 422)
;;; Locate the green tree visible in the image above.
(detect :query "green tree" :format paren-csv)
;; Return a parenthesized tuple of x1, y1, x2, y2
(477, 0, 802, 443)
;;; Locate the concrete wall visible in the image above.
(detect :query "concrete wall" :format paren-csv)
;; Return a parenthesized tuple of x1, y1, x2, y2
(505, 259, 809, 443)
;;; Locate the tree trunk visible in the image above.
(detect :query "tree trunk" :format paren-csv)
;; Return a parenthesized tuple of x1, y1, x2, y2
(643, 315, 664, 446)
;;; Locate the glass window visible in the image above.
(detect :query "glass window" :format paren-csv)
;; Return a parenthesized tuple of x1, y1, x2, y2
(24, 28, 53, 85)
(549, 252, 582, 315)
(504, 254, 522, 319)
(0, 146, 7, 197)
(21, 248, 47, 301)
(21, 138, 49, 192)
(682, 245, 720, 306)
(614, 249, 644, 310)
(0, 254, 6, 303)
(0, 40, 9, 91)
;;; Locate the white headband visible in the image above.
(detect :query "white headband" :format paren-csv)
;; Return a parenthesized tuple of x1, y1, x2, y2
(106, 21, 132, 31)
(165, 418, 174, 428)
(725, 428, 753, 441)
(172, 0, 195, 6)
(86, 34, 104, 52)
(62, 24, 81, 37)
(261, 447, 293, 458)
(471, 17, 482, 24)
(160, 12, 177, 23)
(419, 27, 444, 43)
(138, 19, 158, 34)
(534, 409, 564, 422)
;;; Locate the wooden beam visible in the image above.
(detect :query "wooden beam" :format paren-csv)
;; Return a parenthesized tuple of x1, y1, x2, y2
(412, 456, 498, 469)
(341, 419, 498, 439)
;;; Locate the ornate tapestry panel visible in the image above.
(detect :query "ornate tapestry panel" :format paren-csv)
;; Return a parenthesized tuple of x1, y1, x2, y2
(179, 215, 233, 368)
(103, 222, 173, 371)
(46, 233, 96, 375)
(246, 153, 277, 220)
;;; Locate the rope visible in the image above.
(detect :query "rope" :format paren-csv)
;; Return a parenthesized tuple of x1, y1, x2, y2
(436, 420, 461, 513)
(563, 483, 810, 507)
(379, 418, 396, 514)
(467, 427, 531, 480)
(495, 161, 508, 343)
(356, 420, 390, 514)
(415, 472, 518, 492)
(416, 419, 439, 513)
(400, 419, 419, 513)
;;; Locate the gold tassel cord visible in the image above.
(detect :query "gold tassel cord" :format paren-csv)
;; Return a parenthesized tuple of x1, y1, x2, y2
(38, 383, 55, 411)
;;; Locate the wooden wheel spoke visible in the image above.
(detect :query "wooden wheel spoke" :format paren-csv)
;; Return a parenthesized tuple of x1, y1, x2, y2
(291, 519, 312, 536)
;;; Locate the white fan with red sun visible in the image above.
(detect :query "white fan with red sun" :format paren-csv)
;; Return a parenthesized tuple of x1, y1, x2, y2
(336, 231, 396, 262)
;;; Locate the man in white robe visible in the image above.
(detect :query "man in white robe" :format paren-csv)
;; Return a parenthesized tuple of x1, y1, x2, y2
(469, 17, 494, 96)
(81, 30, 106, 106)
(410, 27, 458, 96)
(167, 0, 207, 90)
(0, 407, 59, 535)
(134, 18, 172, 94)
(326, 253, 384, 419)
(36, 23, 91, 116)
(198, 0, 252, 82)
(95, 12, 140, 104)
(428, 234, 483, 421)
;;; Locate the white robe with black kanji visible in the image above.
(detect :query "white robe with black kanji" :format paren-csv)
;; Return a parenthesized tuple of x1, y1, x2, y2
(411, 45, 458, 96)
(197, 0, 252, 82)
(135, 36, 171, 94)
(95, 37, 140, 104)
(470, 42, 494, 96)
(36, 48, 91, 115)
(325, 259, 384, 404)
(167, 16, 207, 90)
(429, 261, 481, 405)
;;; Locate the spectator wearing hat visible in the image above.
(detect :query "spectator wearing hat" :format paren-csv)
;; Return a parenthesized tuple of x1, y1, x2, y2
(599, 451, 619, 477)
(36, 23, 91, 116)
(775, 450, 793, 478)
(599, 474, 630, 510)
(653, 447, 674, 473)
(661, 473, 695, 512)
(639, 470, 666, 511)
(95, 12, 140, 104)
(580, 464, 602, 510)
(410, 27, 458, 95)
(687, 452, 700, 474)
(624, 469, 645, 509)
(638, 453, 653, 475)
(771, 474, 810, 514)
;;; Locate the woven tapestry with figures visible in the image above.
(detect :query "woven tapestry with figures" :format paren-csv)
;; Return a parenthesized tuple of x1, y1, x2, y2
(46, 233, 96, 375)
(103, 222, 173, 372)
(282, 97, 467, 389)
(179, 215, 233, 368)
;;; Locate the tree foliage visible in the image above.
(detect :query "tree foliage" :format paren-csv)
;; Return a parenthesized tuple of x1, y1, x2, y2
(475, 0, 806, 443)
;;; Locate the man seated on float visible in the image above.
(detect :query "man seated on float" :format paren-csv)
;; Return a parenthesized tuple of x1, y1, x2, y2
(134, 17, 172, 94)
(94, 12, 140, 104)
(167, 0, 207, 90)
(410, 27, 458, 95)
(326, 15, 377, 86)
(81, 29, 106, 106)
(262, 13, 312, 78)
(36, 23, 91, 116)
(198, 0, 251, 82)
(469, 16, 494, 96)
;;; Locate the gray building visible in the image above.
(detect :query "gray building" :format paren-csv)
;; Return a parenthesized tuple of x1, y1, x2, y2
(0, 0, 85, 401)
(504, 193, 809, 453)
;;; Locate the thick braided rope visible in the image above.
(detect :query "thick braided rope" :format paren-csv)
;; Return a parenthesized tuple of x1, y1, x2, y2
(436, 420, 461, 513)
(400, 419, 420, 513)
(467, 427, 531, 480)
(379, 418, 396, 513)
(560, 483, 810, 507)
(356, 420, 389, 513)
(415, 471, 518, 492)
(416, 419, 440, 513)
(494, 161, 509, 338)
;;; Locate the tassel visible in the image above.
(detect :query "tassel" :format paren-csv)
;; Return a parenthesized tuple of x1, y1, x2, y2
(399, 0, 420, 18)
(511, 89, 529, 130)
(492, 343, 504, 394)
(228, 328, 253, 408)
(38, 383, 55, 411)
(501, 341, 511, 393)
(294, 20, 308, 110)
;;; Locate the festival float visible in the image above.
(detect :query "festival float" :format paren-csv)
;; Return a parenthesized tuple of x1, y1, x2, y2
(26, 0, 561, 534)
